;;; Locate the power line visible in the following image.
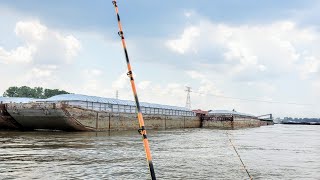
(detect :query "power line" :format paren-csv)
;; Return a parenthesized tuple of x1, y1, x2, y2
(191, 91, 314, 106)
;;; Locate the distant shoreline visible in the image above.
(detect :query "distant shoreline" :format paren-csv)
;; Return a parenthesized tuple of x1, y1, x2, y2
(282, 122, 320, 125)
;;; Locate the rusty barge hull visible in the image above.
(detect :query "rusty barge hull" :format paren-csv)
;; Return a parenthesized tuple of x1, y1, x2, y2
(6, 103, 200, 131)
(201, 115, 262, 129)
(6, 103, 93, 131)
(0, 104, 22, 130)
(5, 102, 272, 131)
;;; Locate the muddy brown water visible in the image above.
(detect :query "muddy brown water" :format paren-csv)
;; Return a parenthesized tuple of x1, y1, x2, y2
(0, 125, 319, 179)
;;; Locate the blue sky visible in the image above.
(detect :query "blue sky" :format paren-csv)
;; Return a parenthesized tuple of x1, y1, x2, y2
(0, 1, 319, 118)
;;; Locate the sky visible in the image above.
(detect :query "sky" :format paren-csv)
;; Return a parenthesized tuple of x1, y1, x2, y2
(0, 0, 319, 118)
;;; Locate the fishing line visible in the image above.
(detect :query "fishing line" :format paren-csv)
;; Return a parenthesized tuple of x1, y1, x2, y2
(226, 132, 253, 180)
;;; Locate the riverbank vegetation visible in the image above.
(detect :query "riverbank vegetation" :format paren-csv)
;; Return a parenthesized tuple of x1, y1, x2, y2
(3, 86, 70, 98)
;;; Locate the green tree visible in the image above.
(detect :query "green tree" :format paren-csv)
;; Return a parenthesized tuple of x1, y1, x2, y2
(3, 86, 70, 98)
(43, 89, 69, 98)
(35, 87, 44, 98)
(3, 86, 19, 97)
(17, 86, 36, 98)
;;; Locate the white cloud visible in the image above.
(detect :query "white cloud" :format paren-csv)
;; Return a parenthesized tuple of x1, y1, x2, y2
(15, 20, 47, 42)
(184, 10, 196, 18)
(166, 26, 200, 54)
(300, 56, 320, 78)
(112, 73, 129, 90)
(312, 81, 320, 94)
(9, 65, 59, 89)
(139, 82, 186, 107)
(0, 46, 35, 63)
(0, 20, 81, 65)
(29, 65, 57, 78)
(184, 12, 192, 18)
(84, 69, 102, 76)
(186, 70, 221, 96)
(186, 70, 205, 79)
(62, 35, 81, 62)
(246, 81, 277, 94)
(138, 81, 151, 90)
(163, 18, 320, 116)
(258, 65, 267, 72)
(166, 20, 320, 79)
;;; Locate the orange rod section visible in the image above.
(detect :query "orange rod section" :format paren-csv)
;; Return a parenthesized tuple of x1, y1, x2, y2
(112, 1, 156, 179)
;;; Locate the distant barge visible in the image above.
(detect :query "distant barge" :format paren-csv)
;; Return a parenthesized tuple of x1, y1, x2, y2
(1, 94, 273, 131)
(282, 122, 320, 125)
(200, 110, 273, 129)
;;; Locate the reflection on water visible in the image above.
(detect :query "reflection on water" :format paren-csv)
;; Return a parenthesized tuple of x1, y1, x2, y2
(0, 125, 319, 179)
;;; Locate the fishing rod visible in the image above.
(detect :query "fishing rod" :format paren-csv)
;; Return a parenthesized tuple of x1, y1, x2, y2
(111, 1, 156, 179)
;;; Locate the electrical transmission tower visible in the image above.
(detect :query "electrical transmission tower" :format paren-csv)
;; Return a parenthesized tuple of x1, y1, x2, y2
(185, 86, 191, 109)
(116, 90, 119, 99)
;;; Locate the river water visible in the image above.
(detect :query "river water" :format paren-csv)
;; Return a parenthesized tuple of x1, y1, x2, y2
(0, 125, 319, 179)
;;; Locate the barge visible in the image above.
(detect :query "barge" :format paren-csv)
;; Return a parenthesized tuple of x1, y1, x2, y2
(201, 110, 265, 129)
(5, 94, 199, 131)
(2, 94, 273, 131)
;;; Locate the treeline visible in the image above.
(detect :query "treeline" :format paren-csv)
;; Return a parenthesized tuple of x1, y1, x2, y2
(3, 86, 70, 99)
